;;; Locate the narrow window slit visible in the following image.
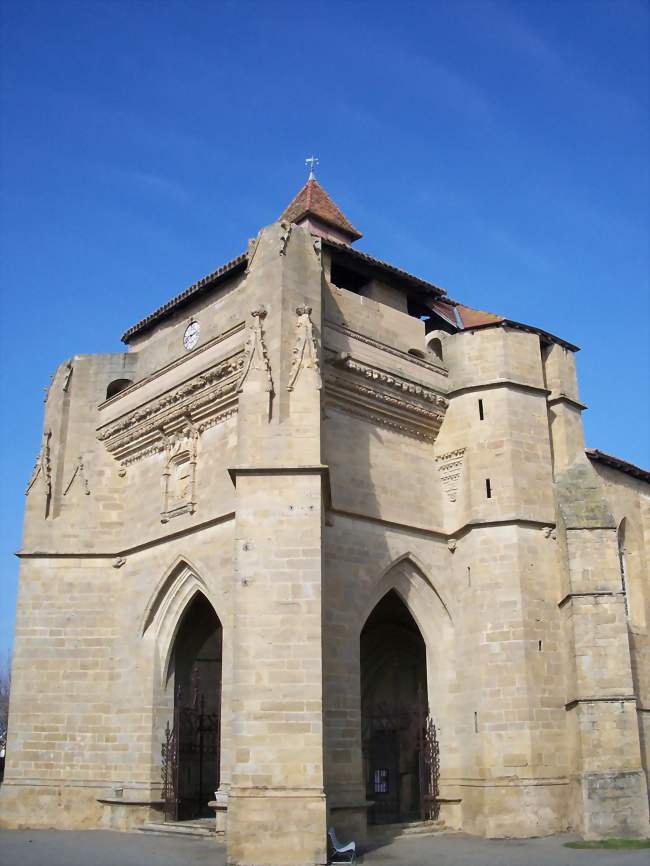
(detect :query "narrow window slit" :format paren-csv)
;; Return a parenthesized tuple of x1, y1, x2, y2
(538, 640, 542, 652)
(485, 478, 492, 499)
(478, 399, 484, 420)
(474, 712, 479, 733)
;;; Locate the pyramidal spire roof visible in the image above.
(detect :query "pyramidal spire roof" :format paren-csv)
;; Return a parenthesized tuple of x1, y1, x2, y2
(279, 178, 362, 243)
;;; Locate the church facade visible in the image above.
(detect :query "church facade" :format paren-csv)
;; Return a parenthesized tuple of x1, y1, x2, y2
(1, 178, 649, 865)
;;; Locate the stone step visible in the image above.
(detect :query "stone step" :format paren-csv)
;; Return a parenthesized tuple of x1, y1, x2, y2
(138, 819, 221, 838)
(369, 819, 448, 839)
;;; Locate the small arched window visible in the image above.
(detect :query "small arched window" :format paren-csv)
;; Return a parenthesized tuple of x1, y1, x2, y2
(428, 338, 443, 363)
(106, 378, 133, 400)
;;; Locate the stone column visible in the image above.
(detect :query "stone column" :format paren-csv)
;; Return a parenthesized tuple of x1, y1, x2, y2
(226, 223, 327, 866)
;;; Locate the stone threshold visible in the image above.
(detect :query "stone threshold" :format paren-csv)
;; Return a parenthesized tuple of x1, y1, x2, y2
(138, 819, 223, 839)
(368, 819, 451, 840)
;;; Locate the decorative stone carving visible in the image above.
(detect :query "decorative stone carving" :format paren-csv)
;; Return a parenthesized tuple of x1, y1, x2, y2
(287, 305, 322, 392)
(97, 353, 243, 467)
(43, 372, 54, 403)
(62, 363, 73, 392)
(112, 557, 126, 569)
(26, 430, 52, 516)
(161, 422, 199, 523)
(245, 234, 260, 274)
(435, 448, 466, 503)
(63, 456, 90, 497)
(237, 307, 273, 405)
(324, 355, 447, 442)
(279, 221, 292, 256)
(333, 354, 447, 406)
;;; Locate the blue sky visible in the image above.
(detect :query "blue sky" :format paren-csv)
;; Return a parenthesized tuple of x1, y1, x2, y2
(0, 0, 648, 657)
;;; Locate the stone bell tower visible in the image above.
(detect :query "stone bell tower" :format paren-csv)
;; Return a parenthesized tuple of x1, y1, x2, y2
(2, 166, 648, 865)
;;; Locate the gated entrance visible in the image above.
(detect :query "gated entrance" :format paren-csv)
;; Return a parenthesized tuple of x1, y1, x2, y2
(160, 592, 222, 821)
(360, 590, 439, 825)
(162, 683, 221, 820)
(362, 695, 440, 825)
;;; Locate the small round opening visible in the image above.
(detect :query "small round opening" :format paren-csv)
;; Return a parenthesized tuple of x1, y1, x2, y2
(106, 378, 133, 399)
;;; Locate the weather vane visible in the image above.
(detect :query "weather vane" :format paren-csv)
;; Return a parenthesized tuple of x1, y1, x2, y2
(305, 155, 319, 180)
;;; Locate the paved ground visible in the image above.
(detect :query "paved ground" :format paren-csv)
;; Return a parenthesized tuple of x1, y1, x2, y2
(1, 829, 649, 866)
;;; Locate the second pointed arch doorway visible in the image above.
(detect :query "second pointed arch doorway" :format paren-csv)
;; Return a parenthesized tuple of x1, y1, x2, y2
(162, 592, 222, 821)
(361, 590, 439, 825)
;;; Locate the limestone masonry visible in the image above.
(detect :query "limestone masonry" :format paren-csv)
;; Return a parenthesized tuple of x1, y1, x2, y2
(1, 178, 649, 865)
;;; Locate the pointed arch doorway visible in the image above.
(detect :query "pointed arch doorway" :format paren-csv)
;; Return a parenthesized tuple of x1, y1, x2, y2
(162, 592, 223, 821)
(361, 590, 439, 825)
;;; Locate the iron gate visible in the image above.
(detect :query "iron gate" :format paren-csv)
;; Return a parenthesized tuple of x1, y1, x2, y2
(161, 685, 221, 821)
(362, 691, 439, 825)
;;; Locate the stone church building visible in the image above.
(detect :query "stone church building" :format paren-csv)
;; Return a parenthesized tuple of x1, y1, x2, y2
(1, 176, 649, 865)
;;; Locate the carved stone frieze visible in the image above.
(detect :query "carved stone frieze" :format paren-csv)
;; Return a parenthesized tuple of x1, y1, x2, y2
(332, 354, 447, 406)
(324, 354, 448, 442)
(97, 353, 243, 466)
(435, 448, 466, 502)
(287, 304, 322, 392)
(328, 400, 440, 442)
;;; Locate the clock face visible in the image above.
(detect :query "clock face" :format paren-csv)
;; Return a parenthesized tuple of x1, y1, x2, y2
(183, 321, 200, 351)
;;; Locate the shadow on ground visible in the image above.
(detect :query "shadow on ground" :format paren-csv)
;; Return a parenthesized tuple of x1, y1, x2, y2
(2, 829, 650, 866)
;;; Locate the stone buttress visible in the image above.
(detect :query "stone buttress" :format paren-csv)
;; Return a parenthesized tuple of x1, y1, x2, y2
(226, 222, 327, 866)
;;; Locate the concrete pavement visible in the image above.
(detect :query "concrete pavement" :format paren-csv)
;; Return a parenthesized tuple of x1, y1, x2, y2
(1, 829, 649, 866)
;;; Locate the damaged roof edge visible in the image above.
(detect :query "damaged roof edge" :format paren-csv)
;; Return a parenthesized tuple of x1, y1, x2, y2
(586, 448, 650, 484)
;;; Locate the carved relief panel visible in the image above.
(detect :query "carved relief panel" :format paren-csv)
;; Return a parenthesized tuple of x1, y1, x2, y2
(161, 425, 199, 523)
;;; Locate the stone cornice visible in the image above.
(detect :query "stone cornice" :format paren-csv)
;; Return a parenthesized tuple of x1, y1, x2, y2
(17, 510, 236, 559)
(97, 352, 244, 465)
(547, 393, 588, 411)
(447, 380, 550, 399)
(558, 590, 625, 608)
(324, 353, 448, 443)
(565, 695, 636, 711)
(331, 354, 448, 405)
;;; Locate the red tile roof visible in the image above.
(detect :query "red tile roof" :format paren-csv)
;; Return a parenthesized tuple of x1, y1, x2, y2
(455, 303, 504, 328)
(428, 297, 578, 351)
(280, 179, 362, 241)
(121, 252, 247, 343)
(586, 448, 650, 483)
